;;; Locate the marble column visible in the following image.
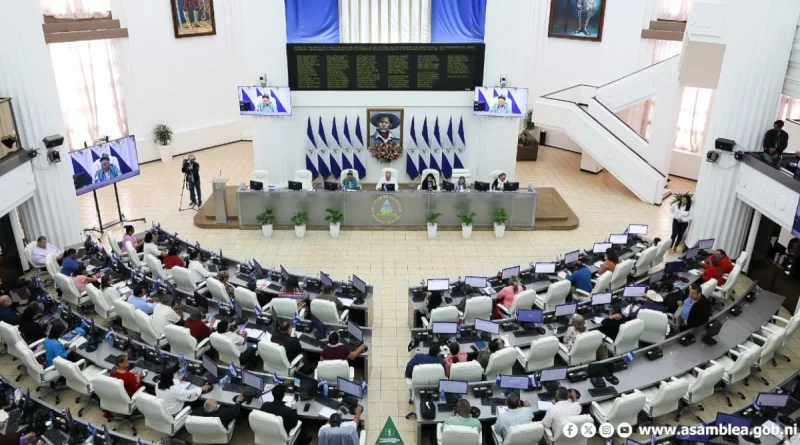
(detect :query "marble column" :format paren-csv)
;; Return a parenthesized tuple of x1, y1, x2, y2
(686, 0, 800, 254)
(0, 0, 83, 248)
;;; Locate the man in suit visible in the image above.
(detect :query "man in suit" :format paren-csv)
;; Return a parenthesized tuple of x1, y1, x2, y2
(260, 384, 309, 443)
(677, 283, 712, 331)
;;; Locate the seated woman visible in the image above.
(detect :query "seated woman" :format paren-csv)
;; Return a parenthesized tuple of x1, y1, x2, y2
(455, 176, 469, 192)
(121, 225, 143, 253)
(44, 323, 77, 366)
(597, 248, 620, 275)
(71, 265, 98, 294)
(491, 172, 510, 191)
(279, 275, 310, 313)
(562, 315, 586, 351)
(495, 276, 524, 318)
(141, 232, 166, 258)
(217, 270, 235, 300)
(99, 274, 125, 305)
(418, 291, 443, 318)
(155, 368, 210, 416)
(420, 173, 438, 191)
(163, 246, 185, 270)
(701, 256, 725, 285)
(444, 342, 467, 378)
(341, 171, 360, 191)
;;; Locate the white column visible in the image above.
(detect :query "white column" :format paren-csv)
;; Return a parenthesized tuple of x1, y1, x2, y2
(0, 0, 83, 248)
(647, 75, 683, 178)
(686, 0, 800, 254)
(743, 210, 760, 273)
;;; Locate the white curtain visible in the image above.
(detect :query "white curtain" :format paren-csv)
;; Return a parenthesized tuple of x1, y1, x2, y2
(777, 94, 800, 120)
(674, 88, 714, 153)
(658, 0, 691, 21)
(41, 0, 111, 18)
(340, 0, 431, 43)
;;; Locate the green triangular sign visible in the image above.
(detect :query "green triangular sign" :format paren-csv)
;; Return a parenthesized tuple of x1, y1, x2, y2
(376, 417, 404, 445)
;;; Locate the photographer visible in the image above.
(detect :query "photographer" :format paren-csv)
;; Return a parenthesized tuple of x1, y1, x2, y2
(181, 154, 202, 207)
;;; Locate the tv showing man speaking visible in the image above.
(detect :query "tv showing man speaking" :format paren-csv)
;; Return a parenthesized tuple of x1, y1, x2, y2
(473, 87, 529, 117)
(238, 86, 292, 116)
(69, 136, 141, 196)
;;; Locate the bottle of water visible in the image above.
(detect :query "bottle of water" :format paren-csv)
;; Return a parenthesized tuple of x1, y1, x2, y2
(268, 269, 273, 281)
(439, 387, 445, 401)
(106, 331, 115, 346)
(219, 373, 229, 387)
(322, 382, 329, 397)
(302, 276, 308, 288)
(179, 353, 187, 369)
(337, 280, 343, 293)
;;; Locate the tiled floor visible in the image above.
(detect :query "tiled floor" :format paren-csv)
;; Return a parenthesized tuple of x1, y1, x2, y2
(8, 143, 791, 445)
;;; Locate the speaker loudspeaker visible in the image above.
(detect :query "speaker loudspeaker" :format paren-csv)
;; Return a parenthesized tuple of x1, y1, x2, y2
(715, 138, 735, 152)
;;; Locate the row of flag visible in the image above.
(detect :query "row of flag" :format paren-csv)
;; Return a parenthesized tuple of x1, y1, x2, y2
(304, 115, 467, 181)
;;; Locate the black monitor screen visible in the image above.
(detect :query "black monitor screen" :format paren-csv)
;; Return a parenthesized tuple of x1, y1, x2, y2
(587, 362, 614, 378)
(202, 354, 217, 377)
(352, 275, 367, 294)
(320, 271, 333, 287)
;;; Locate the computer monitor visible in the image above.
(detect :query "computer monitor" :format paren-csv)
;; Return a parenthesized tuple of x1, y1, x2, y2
(540, 367, 568, 382)
(288, 181, 303, 191)
(242, 370, 264, 391)
(554, 303, 577, 318)
(623, 286, 646, 298)
(593, 242, 612, 254)
(102, 425, 114, 445)
(383, 184, 396, 191)
(432, 322, 458, 335)
(698, 238, 715, 250)
(591, 292, 613, 306)
(609, 234, 628, 245)
(715, 413, 752, 429)
(503, 182, 520, 192)
(499, 375, 529, 390)
(564, 250, 580, 265)
(202, 354, 217, 378)
(501, 266, 520, 280)
(324, 181, 339, 191)
(442, 181, 455, 192)
(474, 181, 490, 192)
(427, 278, 450, 292)
(294, 373, 318, 397)
(338, 377, 364, 399)
(352, 275, 367, 294)
(320, 271, 333, 287)
(347, 320, 363, 343)
(465, 276, 488, 288)
(233, 300, 244, 320)
(167, 282, 178, 298)
(280, 265, 289, 281)
(626, 441, 642, 445)
(253, 259, 264, 277)
(586, 362, 614, 378)
(475, 318, 500, 334)
(628, 224, 648, 235)
(664, 261, 683, 274)
(685, 247, 700, 261)
(535, 262, 556, 274)
(648, 270, 665, 285)
(755, 392, 790, 408)
(676, 426, 709, 443)
(516, 309, 543, 324)
(438, 379, 468, 395)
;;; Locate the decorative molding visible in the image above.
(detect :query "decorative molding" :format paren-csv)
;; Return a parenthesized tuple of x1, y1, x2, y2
(736, 163, 800, 231)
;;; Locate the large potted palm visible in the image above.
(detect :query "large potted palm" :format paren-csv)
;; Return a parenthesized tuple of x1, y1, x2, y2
(324, 208, 344, 239)
(152, 124, 173, 163)
(458, 212, 476, 240)
(291, 210, 309, 239)
(426, 212, 441, 240)
(491, 208, 509, 239)
(256, 209, 274, 238)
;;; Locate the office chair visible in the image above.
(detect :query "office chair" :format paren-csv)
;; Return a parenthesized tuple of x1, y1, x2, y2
(133, 309, 168, 348)
(234, 287, 266, 312)
(701, 278, 717, 300)
(134, 392, 191, 441)
(637, 309, 669, 344)
(145, 254, 173, 283)
(86, 283, 117, 323)
(267, 297, 307, 321)
(450, 168, 471, 180)
(406, 364, 445, 404)
(258, 340, 304, 377)
(185, 415, 235, 444)
(497, 289, 536, 319)
(590, 389, 646, 429)
(125, 241, 149, 273)
(205, 277, 232, 307)
(23, 242, 48, 282)
(45, 253, 60, 284)
(738, 328, 784, 385)
(417, 169, 441, 190)
(483, 347, 517, 376)
(16, 341, 62, 403)
(209, 333, 244, 367)
(107, 233, 128, 263)
(492, 422, 543, 445)
(250, 410, 304, 445)
(575, 271, 611, 300)
(462, 296, 492, 324)
(715, 345, 760, 406)
(92, 375, 146, 434)
(489, 170, 505, 182)
(311, 299, 349, 325)
(650, 241, 670, 270)
(53, 357, 106, 416)
(534, 280, 570, 311)
(639, 378, 690, 426)
(171, 266, 203, 294)
(558, 330, 603, 366)
(314, 359, 354, 385)
(113, 300, 142, 336)
(543, 414, 593, 445)
(603, 318, 645, 356)
(55, 272, 92, 310)
(293, 169, 314, 191)
(251, 170, 269, 185)
(516, 336, 560, 372)
(165, 325, 211, 359)
(0, 321, 45, 362)
(732, 251, 748, 270)
(449, 361, 484, 382)
(420, 305, 459, 328)
(714, 264, 742, 301)
(631, 246, 657, 278)
(676, 361, 725, 421)
(437, 423, 481, 445)
(610, 259, 635, 290)
(761, 312, 800, 363)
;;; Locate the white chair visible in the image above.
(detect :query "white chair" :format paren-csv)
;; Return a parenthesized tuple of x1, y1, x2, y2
(171, 266, 201, 294)
(492, 421, 543, 445)
(631, 246, 657, 278)
(251, 410, 303, 445)
(484, 347, 517, 376)
(45, 253, 60, 283)
(311, 299, 349, 325)
(534, 281, 570, 311)
(0, 321, 44, 362)
(515, 336, 560, 372)
(17, 342, 61, 403)
(650, 241, 670, 270)
(269, 297, 306, 321)
(294, 169, 314, 191)
(603, 318, 644, 356)
(234, 287, 265, 312)
(714, 264, 741, 302)
(381, 167, 399, 180)
(450, 168, 471, 180)
(543, 414, 593, 445)
(107, 233, 129, 264)
(145, 254, 172, 283)
(733, 251, 748, 269)
(23, 241, 48, 277)
(258, 340, 304, 377)
(676, 361, 725, 421)
(590, 389, 646, 429)
(113, 300, 141, 335)
(252, 170, 269, 184)
(125, 241, 149, 273)
(133, 309, 167, 348)
(575, 271, 611, 299)
(715, 344, 761, 406)
(738, 328, 784, 386)
(490, 170, 506, 182)
(92, 375, 146, 434)
(497, 290, 537, 319)
(762, 313, 800, 363)
(701, 278, 718, 303)
(637, 309, 669, 344)
(185, 415, 235, 444)
(314, 359, 354, 384)
(558, 330, 603, 366)
(53, 357, 106, 416)
(418, 169, 441, 190)
(206, 278, 231, 307)
(437, 423, 481, 445)
(639, 378, 690, 425)
(449, 361, 484, 382)
(86, 283, 117, 323)
(462, 296, 492, 324)
(165, 325, 211, 358)
(54, 272, 91, 309)
(406, 364, 446, 403)
(610, 259, 635, 290)
(134, 392, 190, 440)
(210, 333, 243, 366)
(421, 305, 459, 328)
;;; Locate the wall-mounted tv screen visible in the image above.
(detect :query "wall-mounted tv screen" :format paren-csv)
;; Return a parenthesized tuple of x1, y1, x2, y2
(792, 198, 800, 238)
(70, 136, 140, 196)
(238, 86, 292, 116)
(473, 87, 528, 117)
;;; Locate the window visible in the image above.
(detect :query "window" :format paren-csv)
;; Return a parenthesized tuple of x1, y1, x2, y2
(674, 88, 714, 153)
(41, 0, 111, 19)
(339, 0, 431, 43)
(658, 0, 691, 21)
(777, 94, 800, 121)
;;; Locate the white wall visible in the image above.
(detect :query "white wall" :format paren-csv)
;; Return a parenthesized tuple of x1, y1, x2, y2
(0, 162, 35, 218)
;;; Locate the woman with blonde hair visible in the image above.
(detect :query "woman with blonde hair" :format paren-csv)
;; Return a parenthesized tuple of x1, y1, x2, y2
(562, 314, 586, 351)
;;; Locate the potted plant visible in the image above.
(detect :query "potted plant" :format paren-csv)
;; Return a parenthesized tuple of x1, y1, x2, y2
(523, 109, 535, 131)
(324, 208, 344, 239)
(291, 210, 309, 238)
(491, 208, 509, 239)
(457, 212, 476, 239)
(256, 209, 274, 238)
(426, 212, 442, 240)
(152, 123, 173, 163)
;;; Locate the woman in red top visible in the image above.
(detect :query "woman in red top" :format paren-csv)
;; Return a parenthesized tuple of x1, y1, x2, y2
(110, 354, 142, 397)
(704, 250, 733, 274)
(701, 256, 725, 285)
(162, 246, 185, 270)
(494, 276, 524, 318)
(183, 311, 213, 342)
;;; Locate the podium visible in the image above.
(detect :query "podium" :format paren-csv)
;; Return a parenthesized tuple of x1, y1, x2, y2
(212, 178, 229, 224)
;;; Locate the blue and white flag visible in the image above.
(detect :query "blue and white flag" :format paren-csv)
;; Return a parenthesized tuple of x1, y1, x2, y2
(272, 372, 282, 385)
(105, 329, 114, 342)
(230, 363, 241, 377)
(530, 373, 538, 388)
(353, 116, 367, 179)
(430, 117, 442, 174)
(406, 117, 420, 179)
(624, 350, 635, 363)
(360, 378, 368, 393)
(418, 117, 429, 172)
(329, 117, 342, 179)
(316, 117, 331, 179)
(442, 117, 455, 179)
(340, 117, 354, 172)
(305, 117, 319, 179)
(292, 313, 302, 327)
(254, 304, 262, 317)
(81, 317, 91, 329)
(454, 117, 466, 169)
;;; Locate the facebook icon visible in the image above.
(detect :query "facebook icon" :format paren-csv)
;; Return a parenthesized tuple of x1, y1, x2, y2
(563, 422, 579, 438)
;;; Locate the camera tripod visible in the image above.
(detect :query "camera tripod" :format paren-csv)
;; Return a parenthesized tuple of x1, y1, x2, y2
(178, 173, 197, 212)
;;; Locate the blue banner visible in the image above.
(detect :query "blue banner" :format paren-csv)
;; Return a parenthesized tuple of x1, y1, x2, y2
(285, 0, 340, 43)
(431, 0, 487, 43)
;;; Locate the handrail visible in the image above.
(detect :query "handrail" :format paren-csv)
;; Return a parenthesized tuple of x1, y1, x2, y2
(597, 54, 680, 89)
(591, 96, 650, 145)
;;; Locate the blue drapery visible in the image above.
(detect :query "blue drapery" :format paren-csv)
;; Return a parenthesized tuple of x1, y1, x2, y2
(285, 0, 340, 43)
(431, 0, 487, 43)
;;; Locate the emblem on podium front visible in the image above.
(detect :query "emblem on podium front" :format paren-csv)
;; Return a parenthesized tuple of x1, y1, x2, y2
(371, 195, 402, 224)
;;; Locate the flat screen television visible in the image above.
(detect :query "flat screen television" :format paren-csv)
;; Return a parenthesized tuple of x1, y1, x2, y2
(793, 199, 800, 238)
(70, 136, 140, 196)
(238, 86, 292, 116)
(473, 87, 528, 117)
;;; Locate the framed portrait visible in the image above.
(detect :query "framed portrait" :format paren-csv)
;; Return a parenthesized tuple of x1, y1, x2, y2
(170, 0, 217, 38)
(548, 0, 607, 42)
(367, 109, 404, 147)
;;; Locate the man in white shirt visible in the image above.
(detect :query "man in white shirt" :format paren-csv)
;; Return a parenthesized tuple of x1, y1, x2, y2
(142, 232, 166, 258)
(187, 250, 216, 283)
(541, 387, 581, 430)
(495, 393, 535, 440)
(31, 236, 62, 266)
(155, 368, 210, 416)
(151, 295, 183, 336)
(375, 171, 398, 191)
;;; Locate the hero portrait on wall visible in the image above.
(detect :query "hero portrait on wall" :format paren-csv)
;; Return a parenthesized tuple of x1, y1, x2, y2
(170, 0, 216, 38)
(368, 109, 404, 147)
(548, 0, 607, 42)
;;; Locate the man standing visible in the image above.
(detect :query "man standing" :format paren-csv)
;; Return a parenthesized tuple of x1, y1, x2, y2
(763, 120, 789, 165)
(495, 393, 534, 440)
(181, 154, 202, 207)
(677, 283, 712, 331)
(542, 387, 581, 430)
(319, 407, 363, 445)
(256, 94, 276, 113)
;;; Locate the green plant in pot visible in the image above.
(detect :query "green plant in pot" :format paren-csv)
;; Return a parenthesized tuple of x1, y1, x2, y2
(491, 208, 509, 239)
(256, 208, 274, 238)
(458, 212, 476, 240)
(523, 109, 535, 131)
(324, 208, 344, 238)
(291, 210, 309, 238)
(152, 123, 174, 163)
(426, 212, 442, 240)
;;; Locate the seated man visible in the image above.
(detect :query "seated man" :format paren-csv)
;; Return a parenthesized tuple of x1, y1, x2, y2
(151, 295, 183, 336)
(762, 120, 788, 165)
(676, 283, 712, 331)
(477, 338, 504, 369)
(216, 320, 257, 367)
(495, 393, 534, 441)
(127, 285, 156, 315)
(565, 261, 592, 294)
(599, 304, 626, 340)
(60, 249, 82, 277)
(191, 395, 245, 425)
(260, 385, 304, 440)
(542, 387, 581, 429)
(376, 170, 398, 191)
(32, 236, 62, 266)
(270, 320, 304, 362)
(703, 249, 733, 274)
(315, 286, 344, 312)
(341, 170, 360, 191)
(321, 331, 366, 361)
(444, 399, 482, 433)
(184, 311, 213, 342)
(627, 290, 666, 319)
(187, 250, 216, 283)
(319, 407, 363, 445)
(405, 344, 445, 379)
(0, 295, 27, 325)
